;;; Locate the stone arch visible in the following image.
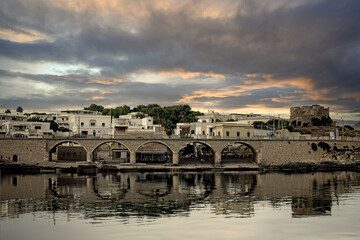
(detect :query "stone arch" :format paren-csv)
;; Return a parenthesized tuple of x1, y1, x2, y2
(48, 140, 88, 162)
(135, 141, 173, 164)
(91, 140, 131, 163)
(220, 141, 257, 164)
(178, 141, 215, 165)
(12, 154, 18, 162)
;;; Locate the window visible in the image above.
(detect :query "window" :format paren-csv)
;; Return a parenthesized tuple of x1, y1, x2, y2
(90, 120, 96, 127)
(202, 131, 205, 135)
(35, 126, 41, 130)
(237, 132, 240, 137)
(226, 131, 229, 137)
(247, 132, 250, 137)
(191, 130, 195, 134)
(102, 123, 105, 127)
(81, 122, 84, 126)
(218, 132, 221, 136)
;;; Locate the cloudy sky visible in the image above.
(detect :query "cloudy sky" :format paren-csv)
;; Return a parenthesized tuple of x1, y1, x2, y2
(0, 0, 359, 120)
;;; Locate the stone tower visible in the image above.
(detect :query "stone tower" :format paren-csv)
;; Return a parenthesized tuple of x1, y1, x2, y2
(290, 105, 330, 127)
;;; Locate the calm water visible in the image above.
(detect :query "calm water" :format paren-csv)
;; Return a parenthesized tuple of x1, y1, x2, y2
(1, 171, 360, 240)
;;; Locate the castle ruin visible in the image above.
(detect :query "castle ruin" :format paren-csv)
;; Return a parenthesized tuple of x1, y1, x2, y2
(290, 105, 330, 127)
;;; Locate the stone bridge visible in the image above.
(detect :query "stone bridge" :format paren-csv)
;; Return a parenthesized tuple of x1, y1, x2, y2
(45, 138, 262, 164)
(1, 138, 359, 166)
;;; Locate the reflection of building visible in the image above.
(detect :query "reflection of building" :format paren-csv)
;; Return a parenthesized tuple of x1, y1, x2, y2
(291, 196, 332, 217)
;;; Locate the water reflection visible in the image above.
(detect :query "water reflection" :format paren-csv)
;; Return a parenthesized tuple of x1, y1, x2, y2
(1, 171, 360, 222)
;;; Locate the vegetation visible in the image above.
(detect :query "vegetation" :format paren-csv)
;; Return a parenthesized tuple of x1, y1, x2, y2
(253, 119, 290, 130)
(5, 109, 11, 113)
(58, 127, 69, 132)
(311, 143, 318, 151)
(311, 116, 333, 126)
(27, 117, 58, 132)
(16, 106, 23, 113)
(318, 142, 331, 152)
(344, 125, 354, 130)
(299, 129, 312, 134)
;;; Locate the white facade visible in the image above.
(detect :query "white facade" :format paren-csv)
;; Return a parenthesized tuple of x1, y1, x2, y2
(69, 114, 112, 138)
(112, 112, 163, 134)
(0, 120, 53, 138)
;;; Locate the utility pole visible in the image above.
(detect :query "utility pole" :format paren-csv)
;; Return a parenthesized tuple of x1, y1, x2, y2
(342, 117, 345, 141)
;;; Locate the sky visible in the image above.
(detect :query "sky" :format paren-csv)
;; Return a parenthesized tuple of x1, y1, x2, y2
(0, 0, 359, 120)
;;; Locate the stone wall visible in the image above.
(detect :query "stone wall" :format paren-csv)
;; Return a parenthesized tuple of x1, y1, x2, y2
(1, 138, 359, 167)
(260, 140, 360, 166)
(0, 139, 47, 164)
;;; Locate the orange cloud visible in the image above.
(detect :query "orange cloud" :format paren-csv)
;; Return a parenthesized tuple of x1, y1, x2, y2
(0, 27, 49, 43)
(158, 68, 225, 79)
(48, 75, 123, 85)
(48, 0, 238, 22)
(177, 74, 335, 104)
(342, 92, 360, 102)
(90, 90, 113, 100)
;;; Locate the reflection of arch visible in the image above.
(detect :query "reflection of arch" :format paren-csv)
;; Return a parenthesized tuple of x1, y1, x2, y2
(135, 141, 173, 164)
(178, 141, 215, 165)
(91, 176, 129, 200)
(48, 140, 87, 162)
(135, 174, 173, 198)
(92, 141, 130, 163)
(221, 142, 257, 164)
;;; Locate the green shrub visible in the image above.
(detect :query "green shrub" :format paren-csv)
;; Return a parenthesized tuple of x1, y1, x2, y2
(318, 142, 331, 152)
(311, 143, 317, 151)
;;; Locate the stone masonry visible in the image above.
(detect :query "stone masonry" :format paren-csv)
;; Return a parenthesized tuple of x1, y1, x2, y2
(290, 105, 330, 127)
(1, 138, 360, 167)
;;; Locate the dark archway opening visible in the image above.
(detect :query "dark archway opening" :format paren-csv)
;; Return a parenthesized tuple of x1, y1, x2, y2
(221, 143, 255, 164)
(49, 141, 86, 162)
(12, 154, 18, 162)
(179, 142, 214, 165)
(93, 142, 130, 163)
(136, 142, 172, 164)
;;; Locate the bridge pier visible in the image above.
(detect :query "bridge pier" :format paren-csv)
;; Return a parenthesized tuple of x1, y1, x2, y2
(214, 151, 222, 165)
(130, 151, 136, 164)
(86, 152, 93, 163)
(172, 152, 179, 165)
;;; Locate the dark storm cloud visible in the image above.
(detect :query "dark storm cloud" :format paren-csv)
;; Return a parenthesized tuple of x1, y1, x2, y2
(0, 0, 359, 115)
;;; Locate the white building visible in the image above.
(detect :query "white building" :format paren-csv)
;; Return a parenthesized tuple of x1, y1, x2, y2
(112, 112, 166, 138)
(0, 113, 53, 138)
(68, 114, 112, 138)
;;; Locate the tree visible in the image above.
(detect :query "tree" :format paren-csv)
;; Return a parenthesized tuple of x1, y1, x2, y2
(253, 121, 265, 129)
(50, 121, 59, 132)
(5, 109, 11, 114)
(16, 106, 23, 113)
(58, 127, 70, 132)
(84, 104, 104, 113)
(136, 112, 145, 119)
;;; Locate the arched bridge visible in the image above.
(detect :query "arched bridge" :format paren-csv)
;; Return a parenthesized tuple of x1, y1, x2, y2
(46, 138, 262, 165)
